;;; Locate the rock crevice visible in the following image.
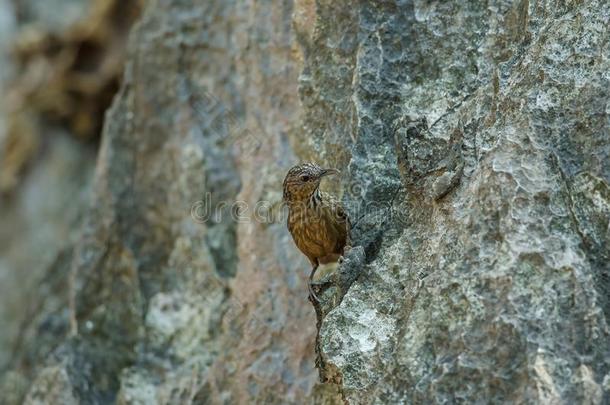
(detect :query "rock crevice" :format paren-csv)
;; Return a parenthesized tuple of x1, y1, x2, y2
(0, 0, 609, 404)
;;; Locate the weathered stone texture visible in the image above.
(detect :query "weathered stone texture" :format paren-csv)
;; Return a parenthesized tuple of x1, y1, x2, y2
(1, 0, 609, 404)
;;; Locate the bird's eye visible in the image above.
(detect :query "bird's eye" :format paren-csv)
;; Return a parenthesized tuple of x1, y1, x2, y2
(300, 175, 310, 182)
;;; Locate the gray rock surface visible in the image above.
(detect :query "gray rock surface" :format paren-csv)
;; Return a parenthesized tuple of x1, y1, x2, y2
(1, 0, 609, 404)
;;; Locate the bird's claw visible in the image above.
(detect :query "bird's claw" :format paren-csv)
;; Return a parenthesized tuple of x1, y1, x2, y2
(308, 281, 320, 303)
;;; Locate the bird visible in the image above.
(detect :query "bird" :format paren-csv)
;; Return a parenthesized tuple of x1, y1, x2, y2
(283, 162, 351, 302)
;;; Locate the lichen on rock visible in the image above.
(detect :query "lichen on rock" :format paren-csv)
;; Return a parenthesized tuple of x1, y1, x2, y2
(1, 0, 609, 404)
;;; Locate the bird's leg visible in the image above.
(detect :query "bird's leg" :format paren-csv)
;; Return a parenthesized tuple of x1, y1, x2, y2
(338, 243, 351, 264)
(308, 262, 320, 303)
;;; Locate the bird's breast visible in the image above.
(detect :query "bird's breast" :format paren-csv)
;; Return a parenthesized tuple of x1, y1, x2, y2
(287, 205, 344, 259)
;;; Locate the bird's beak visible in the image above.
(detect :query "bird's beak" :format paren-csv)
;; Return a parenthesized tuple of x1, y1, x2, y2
(320, 168, 340, 177)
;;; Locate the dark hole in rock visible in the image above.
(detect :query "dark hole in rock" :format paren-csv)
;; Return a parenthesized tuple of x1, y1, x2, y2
(72, 40, 105, 73)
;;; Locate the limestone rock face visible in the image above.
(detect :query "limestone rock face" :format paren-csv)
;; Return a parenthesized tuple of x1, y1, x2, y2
(2, 0, 609, 404)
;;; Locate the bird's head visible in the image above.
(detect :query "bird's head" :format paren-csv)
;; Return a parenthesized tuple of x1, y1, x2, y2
(282, 162, 339, 204)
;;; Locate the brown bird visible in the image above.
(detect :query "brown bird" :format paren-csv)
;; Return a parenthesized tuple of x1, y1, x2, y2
(283, 162, 351, 302)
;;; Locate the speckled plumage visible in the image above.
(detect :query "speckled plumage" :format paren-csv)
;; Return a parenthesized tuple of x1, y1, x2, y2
(283, 163, 351, 301)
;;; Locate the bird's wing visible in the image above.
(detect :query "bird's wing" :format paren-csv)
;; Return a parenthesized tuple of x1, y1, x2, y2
(335, 200, 352, 248)
(321, 192, 352, 250)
